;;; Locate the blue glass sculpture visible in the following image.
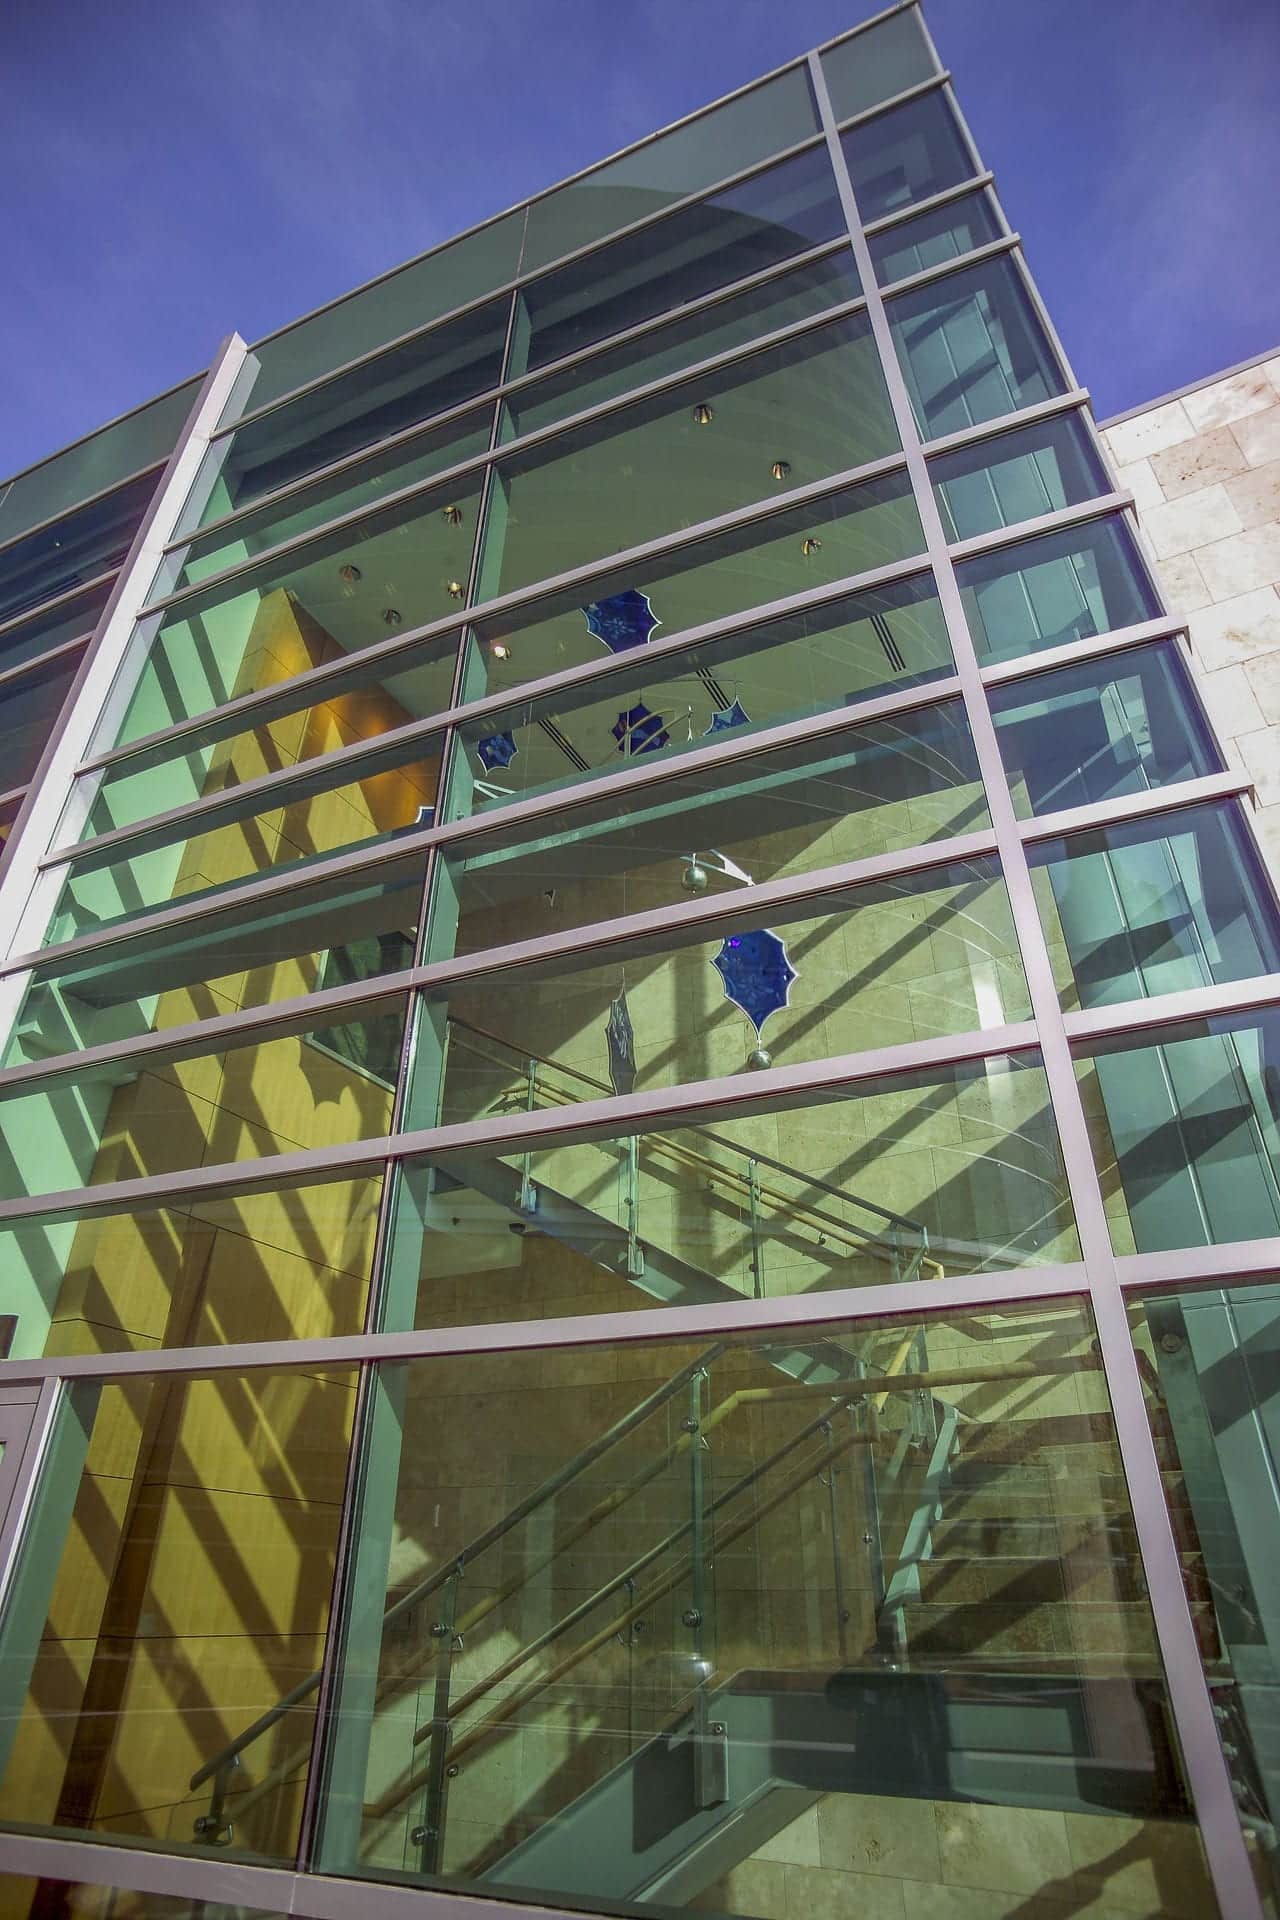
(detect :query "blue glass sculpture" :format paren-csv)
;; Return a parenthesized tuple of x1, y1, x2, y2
(705, 698, 750, 736)
(477, 730, 517, 771)
(605, 991, 637, 1096)
(612, 704, 670, 756)
(712, 929, 796, 1036)
(584, 589, 659, 653)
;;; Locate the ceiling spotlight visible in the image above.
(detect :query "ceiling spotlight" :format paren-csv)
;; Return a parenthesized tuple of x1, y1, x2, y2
(801, 536, 823, 558)
(447, 580, 466, 600)
(338, 563, 362, 584)
(442, 504, 463, 526)
(382, 607, 403, 627)
(692, 402, 714, 426)
(490, 641, 510, 660)
(770, 460, 791, 482)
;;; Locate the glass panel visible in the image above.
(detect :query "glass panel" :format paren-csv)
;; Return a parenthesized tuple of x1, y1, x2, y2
(7, 856, 423, 1057)
(83, 630, 458, 839)
(121, 473, 483, 747)
(841, 88, 973, 223)
(453, 565, 947, 819)
(1129, 1281, 1280, 1911)
(311, 1301, 1222, 1913)
(870, 185, 1002, 285)
(0, 1000, 406, 1202)
(515, 146, 845, 377)
(1077, 1008, 1280, 1254)
(0, 470, 155, 627)
(481, 315, 898, 600)
(1030, 802, 1280, 1010)
(415, 856, 1028, 1126)
(822, 9, 937, 119)
(0, 649, 84, 789)
(434, 699, 987, 959)
(47, 731, 443, 944)
(0, 795, 19, 849)
(503, 249, 862, 442)
(931, 409, 1110, 541)
(0, 380, 196, 547)
(0, 579, 109, 677)
(229, 212, 526, 417)
(188, 299, 509, 534)
(0, 1364, 356, 1860)
(520, 68, 820, 273)
(989, 642, 1221, 820)
(958, 514, 1161, 666)
(473, 472, 926, 701)
(889, 254, 1067, 438)
(173, 406, 493, 591)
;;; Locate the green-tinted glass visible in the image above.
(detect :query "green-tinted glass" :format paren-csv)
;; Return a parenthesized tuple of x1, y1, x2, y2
(0, 1364, 357, 1859)
(411, 856, 1028, 1129)
(452, 565, 946, 819)
(47, 730, 443, 944)
(227, 213, 525, 417)
(519, 67, 819, 273)
(1, 649, 85, 788)
(120, 474, 483, 747)
(0, 999, 406, 1202)
(1078, 1007, 1280, 1255)
(0, 579, 108, 677)
(931, 410, 1109, 541)
(1030, 802, 1280, 1011)
(9, 857, 422, 1056)
(870, 186, 1002, 286)
(502, 249, 862, 442)
(822, 10, 938, 119)
(472, 472, 919, 700)
(434, 698, 987, 961)
(83, 630, 458, 838)
(0, 379, 198, 547)
(841, 89, 973, 223)
(479, 315, 898, 600)
(1129, 1281, 1280, 1902)
(172, 407, 492, 592)
(958, 514, 1160, 666)
(888, 254, 1066, 439)
(989, 643, 1221, 820)
(0, 469, 155, 627)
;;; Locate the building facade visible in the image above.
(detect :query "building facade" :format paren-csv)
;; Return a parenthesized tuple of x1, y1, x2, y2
(0, 8, 1278, 1918)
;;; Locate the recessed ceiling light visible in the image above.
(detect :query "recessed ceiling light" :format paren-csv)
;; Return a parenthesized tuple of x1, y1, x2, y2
(339, 563, 362, 583)
(382, 607, 403, 626)
(801, 537, 822, 557)
(490, 641, 510, 659)
(442, 504, 463, 526)
(692, 402, 714, 426)
(771, 460, 791, 481)
(447, 580, 465, 599)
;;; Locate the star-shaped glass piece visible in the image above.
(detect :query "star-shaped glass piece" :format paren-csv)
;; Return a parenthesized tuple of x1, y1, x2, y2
(705, 698, 751, 736)
(711, 929, 797, 1037)
(612, 704, 670, 756)
(477, 729, 517, 771)
(584, 589, 659, 653)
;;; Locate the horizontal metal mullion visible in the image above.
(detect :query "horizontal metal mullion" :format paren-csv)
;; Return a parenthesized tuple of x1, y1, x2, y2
(171, 236, 854, 561)
(1017, 773, 1255, 847)
(143, 294, 875, 624)
(1117, 1238, 1280, 1293)
(0, 781, 28, 811)
(880, 232, 1019, 302)
(0, 566, 118, 646)
(0, 631, 92, 695)
(978, 614, 1187, 687)
(921, 387, 1092, 458)
(1065, 974, 1280, 1048)
(834, 69, 949, 135)
(0, 1015, 1041, 1234)
(0, 460, 164, 570)
(947, 488, 1134, 564)
(862, 169, 995, 235)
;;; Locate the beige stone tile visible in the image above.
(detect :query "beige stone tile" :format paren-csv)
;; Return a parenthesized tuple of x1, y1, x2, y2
(1103, 401, 1195, 467)
(1141, 485, 1243, 561)
(1064, 1809, 1214, 1918)
(1183, 365, 1277, 432)
(1152, 551, 1212, 615)
(1185, 585, 1280, 672)
(1149, 423, 1249, 500)
(1243, 648, 1280, 725)
(1232, 401, 1280, 469)
(1236, 725, 1280, 806)
(693, 1857, 789, 1920)
(934, 1801, 1071, 1894)
(783, 1862, 905, 1920)
(1195, 523, 1280, 599)
(1224, 455, 1280, 530)
(1115, 459, 1164, 510)
(902, 1884, 1081, 1920)
(818, 1791, 941, 1882)
(1194, 662, 1267, 742)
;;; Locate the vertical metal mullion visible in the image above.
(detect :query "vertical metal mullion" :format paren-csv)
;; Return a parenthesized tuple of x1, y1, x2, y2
(809, 47, 1263, 1920)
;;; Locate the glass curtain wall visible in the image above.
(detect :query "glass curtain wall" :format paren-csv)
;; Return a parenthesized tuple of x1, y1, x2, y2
(1, 12, 1279, 1920)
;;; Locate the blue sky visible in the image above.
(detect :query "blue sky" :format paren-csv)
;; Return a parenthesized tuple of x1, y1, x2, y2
(4, 0, 1278, 478)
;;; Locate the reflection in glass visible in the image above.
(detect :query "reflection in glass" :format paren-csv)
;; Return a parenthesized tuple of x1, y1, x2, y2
(931, 409, 1109, 542)
(1077, 1008, 1280, 1254)
(0, 649, 85, 789)
(0, 380, 196, 549)
(889, 254, 1066, 438)
(870, 186, 1002, 286)
(989, 643, 1220, 820)
(0, 469, 154, 627)
(1030, 802, 1280, 1010)
(434, 699, 987, 959)
(841, 89, 973, 223)
(456, 561, 946, 820)
(0, 579, 109, 678)
(0, 1365, 357, 1860)
(309, 1299, 1214, 1915)
(958, 513, 1160, 666)
(1129, 1281, 1280, 1909)
(822, 9, 937, 120)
